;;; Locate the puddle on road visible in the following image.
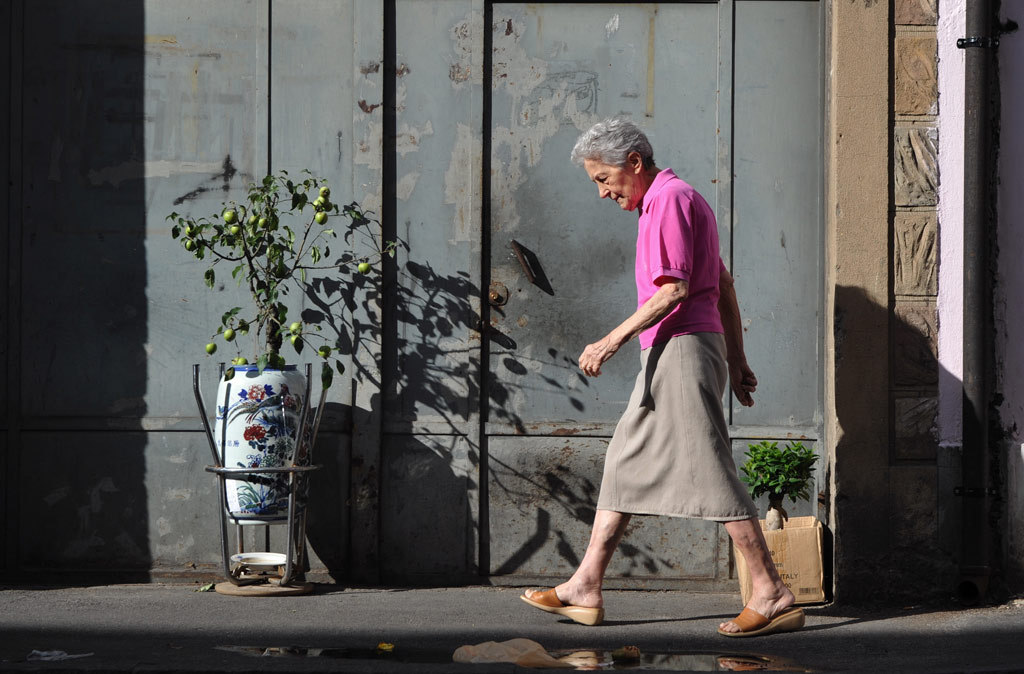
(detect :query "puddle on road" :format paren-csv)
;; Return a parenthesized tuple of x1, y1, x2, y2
(216, 645, 812, 671)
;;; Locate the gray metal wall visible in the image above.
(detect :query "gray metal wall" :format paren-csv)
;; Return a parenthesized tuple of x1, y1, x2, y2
(2, 0, 822, 587)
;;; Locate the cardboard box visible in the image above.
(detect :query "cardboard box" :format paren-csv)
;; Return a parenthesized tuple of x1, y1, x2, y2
(735, 516, 825, 605)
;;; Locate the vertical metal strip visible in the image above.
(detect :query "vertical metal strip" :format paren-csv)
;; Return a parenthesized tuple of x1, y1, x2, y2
(477, 0, 494, 577)
(267, 0, 273, 177)
(3, 0, 22, 574)
(450, 0, 488, 578)
(478, 0, 494, 577)
(714, 0, 738, 586)
(716, 0, 736, 423)
(347, 0, 387, 584)
(378, 0, 397, 578)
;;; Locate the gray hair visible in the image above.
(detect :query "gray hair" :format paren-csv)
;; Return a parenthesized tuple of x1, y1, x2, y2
(570, 116, 655, 168)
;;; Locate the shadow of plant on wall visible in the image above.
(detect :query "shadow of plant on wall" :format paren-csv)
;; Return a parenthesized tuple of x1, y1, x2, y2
(289, 213, 681, 581)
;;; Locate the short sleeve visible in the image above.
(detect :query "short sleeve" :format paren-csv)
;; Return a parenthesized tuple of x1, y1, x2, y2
(642, 189, 694, 284)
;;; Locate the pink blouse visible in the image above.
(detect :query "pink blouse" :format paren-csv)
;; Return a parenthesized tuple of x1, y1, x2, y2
(635, 169, 724, 349)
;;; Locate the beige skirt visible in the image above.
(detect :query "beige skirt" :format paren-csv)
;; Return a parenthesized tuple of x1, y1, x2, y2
(596, 332, 758, 522)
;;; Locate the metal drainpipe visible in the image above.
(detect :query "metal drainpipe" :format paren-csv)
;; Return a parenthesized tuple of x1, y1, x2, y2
(958, 0, 995, 604)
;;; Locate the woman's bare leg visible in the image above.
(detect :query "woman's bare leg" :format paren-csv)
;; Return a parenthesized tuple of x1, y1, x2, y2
(524, 509, 631, 608)
(719, 518, 795, 632)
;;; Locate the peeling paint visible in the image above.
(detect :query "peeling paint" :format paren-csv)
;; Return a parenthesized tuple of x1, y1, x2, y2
(490, 15, 598, 234)
(605, 14, 620, 39)
(154, 534, 196, 558)
(444, 123, 480, 242)
(157, 516, 173, 537)
(358, 99, 381, 114)
(355, 122, 383, 170)
(165, 448, 188, 465)
(396, 120, 434, 157)
(449, 13, 483, 87)
(66, 478, 119, 557)
(396, 171, 420, 201)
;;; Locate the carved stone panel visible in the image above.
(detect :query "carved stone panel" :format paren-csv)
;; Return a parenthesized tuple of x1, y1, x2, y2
(895, 36, 937, 115)
(894, 211, 938, 296)
(893, 300, 938, 387)
(895, 0, 938, 26)
(894, 396, 938, 460)
(895, 126, 938, 206)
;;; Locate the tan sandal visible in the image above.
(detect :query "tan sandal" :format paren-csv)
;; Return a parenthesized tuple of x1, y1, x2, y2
(519, 588, 605, 626)
(717, 606, 805, 637)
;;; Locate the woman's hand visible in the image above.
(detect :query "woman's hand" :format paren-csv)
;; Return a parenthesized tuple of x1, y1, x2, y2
(579, 335, 620, 377)
(729, 360, 758, 406)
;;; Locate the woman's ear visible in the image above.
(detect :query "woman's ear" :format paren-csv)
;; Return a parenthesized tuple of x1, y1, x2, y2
(627, 151, 644, 174)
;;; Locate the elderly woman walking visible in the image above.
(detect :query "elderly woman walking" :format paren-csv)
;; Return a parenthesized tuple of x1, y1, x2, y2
(520, 117, 804, 638)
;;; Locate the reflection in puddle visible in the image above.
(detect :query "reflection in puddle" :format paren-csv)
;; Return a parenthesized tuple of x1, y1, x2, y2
(216, 645, 811, 671)
(214, 645, 448, 663)
(550, 650, 809, 671)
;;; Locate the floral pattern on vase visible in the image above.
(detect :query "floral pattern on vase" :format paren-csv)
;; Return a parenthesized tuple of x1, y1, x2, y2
(215, 366, 307, 521)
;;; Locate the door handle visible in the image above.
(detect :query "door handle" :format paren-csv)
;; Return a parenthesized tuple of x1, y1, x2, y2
(510, 239, 536, 285)
(488, 281, 509, 307)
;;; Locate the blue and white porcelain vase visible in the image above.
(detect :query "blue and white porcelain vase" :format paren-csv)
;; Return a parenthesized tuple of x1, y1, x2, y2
(214, 365, 307, 521)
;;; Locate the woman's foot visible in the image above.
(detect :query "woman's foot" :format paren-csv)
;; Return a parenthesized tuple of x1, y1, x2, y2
(553, 580, 603, 609)
(718, 586, 796, 634)
(520, 585, 605, 626)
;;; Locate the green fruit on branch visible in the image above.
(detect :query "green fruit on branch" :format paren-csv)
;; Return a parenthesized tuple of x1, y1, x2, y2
(170, 171, 395, 381)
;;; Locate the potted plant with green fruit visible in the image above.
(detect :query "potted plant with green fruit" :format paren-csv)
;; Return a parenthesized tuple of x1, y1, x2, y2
(739, 440, 819, 531)
(169, 170, 393, 520)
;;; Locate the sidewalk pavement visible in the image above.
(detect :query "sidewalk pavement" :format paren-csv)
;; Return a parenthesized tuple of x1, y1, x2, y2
(2, 583, 1023, 673)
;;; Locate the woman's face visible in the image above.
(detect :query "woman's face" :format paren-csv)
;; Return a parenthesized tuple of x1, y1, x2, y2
(583, 152, 646, 212)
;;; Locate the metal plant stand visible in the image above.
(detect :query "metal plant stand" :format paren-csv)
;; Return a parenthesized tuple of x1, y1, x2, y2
(193, 363, 326, 596)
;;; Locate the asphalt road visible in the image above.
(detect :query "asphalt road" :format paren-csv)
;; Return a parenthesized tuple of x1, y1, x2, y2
(1, 584, 1023, 673)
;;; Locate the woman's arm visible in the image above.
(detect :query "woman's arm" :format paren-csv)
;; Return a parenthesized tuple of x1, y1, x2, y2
(718, 265, 757, 406)
(578, 277, 688, 377)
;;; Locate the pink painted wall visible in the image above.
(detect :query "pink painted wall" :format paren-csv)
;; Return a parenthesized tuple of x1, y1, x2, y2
(939, 2, 1023, 587)
(937, 3, 964, 448)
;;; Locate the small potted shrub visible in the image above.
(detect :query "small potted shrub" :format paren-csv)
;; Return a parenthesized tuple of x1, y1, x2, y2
(168, 170, 393, 519)
(739, 440, 819, 531)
